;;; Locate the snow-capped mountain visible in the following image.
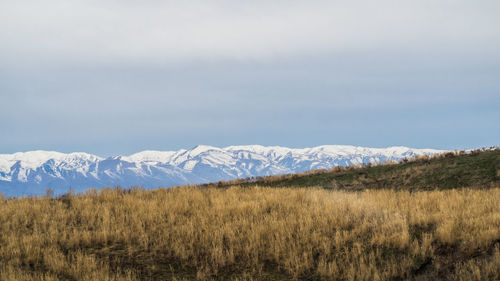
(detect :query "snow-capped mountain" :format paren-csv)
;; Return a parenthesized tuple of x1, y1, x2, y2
(0, 145, 444, 196)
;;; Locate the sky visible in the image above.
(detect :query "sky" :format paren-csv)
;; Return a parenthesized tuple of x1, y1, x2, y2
(1, 0, 499, 156)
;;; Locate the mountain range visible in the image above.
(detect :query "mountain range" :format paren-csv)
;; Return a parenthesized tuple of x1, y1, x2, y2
(0, 145, 444, 196)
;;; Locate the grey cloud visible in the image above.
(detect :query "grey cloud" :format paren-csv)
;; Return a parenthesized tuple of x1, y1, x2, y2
(0, 1, 499, 155)
(1, 0, 499, 65)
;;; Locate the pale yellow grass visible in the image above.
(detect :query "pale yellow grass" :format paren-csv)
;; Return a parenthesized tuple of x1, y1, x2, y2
(0, 187, 499, 280)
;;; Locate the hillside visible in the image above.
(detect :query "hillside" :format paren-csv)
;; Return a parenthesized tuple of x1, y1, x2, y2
(1, 187, 499, 281)
(0, 149, 499, 280)
(210, 148, 499, 191)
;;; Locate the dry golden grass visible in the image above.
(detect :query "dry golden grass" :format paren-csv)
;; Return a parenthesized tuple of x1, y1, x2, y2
(0, 187, 499, 280)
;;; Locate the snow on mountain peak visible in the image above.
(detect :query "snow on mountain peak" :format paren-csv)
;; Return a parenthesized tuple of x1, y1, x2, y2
(0, 145, 446, 196)
(0, 150, 101, 170)
(189, 145, 220, 156)
(126, 150, 179, 163)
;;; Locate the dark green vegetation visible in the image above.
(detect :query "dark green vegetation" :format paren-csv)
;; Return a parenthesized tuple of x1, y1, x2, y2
(207, 148, 499, 191)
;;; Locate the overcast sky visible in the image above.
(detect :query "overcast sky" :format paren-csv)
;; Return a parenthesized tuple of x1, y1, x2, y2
(1, 0, 499, 156)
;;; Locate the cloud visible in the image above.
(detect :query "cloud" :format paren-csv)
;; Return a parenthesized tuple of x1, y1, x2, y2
(1, 0, 499, 65)
(0, 1, 499, 154)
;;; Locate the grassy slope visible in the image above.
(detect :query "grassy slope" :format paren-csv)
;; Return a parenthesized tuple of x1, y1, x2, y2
(0, 149, 499, 281)
(233, 149, 499, 191)
(1, 187, 500, 281)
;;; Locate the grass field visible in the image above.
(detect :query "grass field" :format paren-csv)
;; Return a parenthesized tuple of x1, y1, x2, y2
(1, 186, 499, 280)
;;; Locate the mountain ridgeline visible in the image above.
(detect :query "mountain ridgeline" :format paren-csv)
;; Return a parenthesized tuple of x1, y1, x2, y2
(207, 148, 499, 191)
(0, 145, 443, 196)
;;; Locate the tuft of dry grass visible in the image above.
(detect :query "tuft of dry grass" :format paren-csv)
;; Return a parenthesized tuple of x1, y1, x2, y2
(0, 187, 499, 280)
